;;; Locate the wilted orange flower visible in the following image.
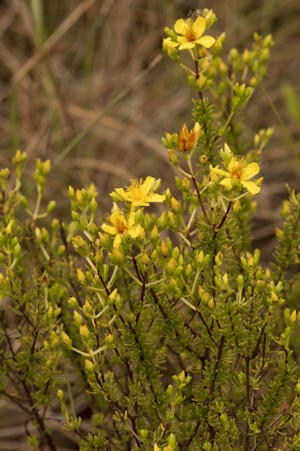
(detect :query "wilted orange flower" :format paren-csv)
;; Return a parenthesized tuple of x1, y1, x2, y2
(178, 123, 201, 152)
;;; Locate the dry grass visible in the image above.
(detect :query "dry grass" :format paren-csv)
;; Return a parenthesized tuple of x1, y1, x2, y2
(0, 0, 300, 448)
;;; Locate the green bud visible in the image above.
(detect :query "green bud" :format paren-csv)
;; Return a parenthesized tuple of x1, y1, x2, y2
(150, 225, 160, 245)
(20, 196, 28, 208)
(90, 198, 97, 213)
(166, 384, 174, 403)
(68, 296, 79, 308)
(157, 212, 167, 231)
(98, 232, 111, 249)
(62, 331, 72, 349)
(44, 341, 50, 351)
(182, 177, 191, 192)
(47, 201, 56, 213)
(68, 186, 75, 199)
(74, 310, 83, 327)
(167, 434, 177, 449)
(58, 245, 65, 256)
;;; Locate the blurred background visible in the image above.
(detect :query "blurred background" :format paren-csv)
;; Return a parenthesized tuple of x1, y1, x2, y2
(0, 0, 300, 448)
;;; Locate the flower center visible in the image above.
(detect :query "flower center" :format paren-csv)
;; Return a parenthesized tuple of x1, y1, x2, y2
(227, 158, 246, 180)
(185, 24, 196, 42)
(112, 216, 128, 234)
(126, 179, 147, 200)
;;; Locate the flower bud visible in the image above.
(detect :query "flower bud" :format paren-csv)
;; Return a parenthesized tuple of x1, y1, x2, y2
(98, 232, 111, 249)
(199, 155, 208, 165)
(62, 331, 72, 349)
(178, 370, 186, 382)
(185, 263, 192, 277)
(85, 359, 95, 371)
(263, 34, 273, 47)
(208, 298, 214, 309)
(142, 253, 150, 265)
(170, 197, 181, 213)
(281, 200, 291, 217)
(196, 73, 206, 90)
(73, 310, 83, 327)
(47, 201, 56, 213)
(43, 159, 51, 176)
(182, 177, 191, 191)
(290, 310, 297, 324)
(233, 200, 241, 213)
(106, 333, 114, 344)
(161, 240, 168, 257)
(79, 324, 90, 339)
(157, 212, 167, 230)
(168, 211, 175, 226)
(219, 60, 228, 75)
(167, 258, 175, 273)
(76, 268, 86, 282)
(229, 48, 239, 60)
(109, 288, 118, 302)
(138, 227, 146, 241)
(140, 429, 148, 440)
(168, 150, 179, 165)
(44, 341, 50, 351)
(197, 250, 204, 265)
(215, 252, 223, 266)
(223, 273, 228, 289)
(90, 198, 97, 213)
(75, 189, 82, 204)
(68, 296, 79, 308)
(57, 389, 64, 402)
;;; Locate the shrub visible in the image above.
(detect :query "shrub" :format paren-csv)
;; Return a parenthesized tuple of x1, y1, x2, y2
(1, 8, 300, 451)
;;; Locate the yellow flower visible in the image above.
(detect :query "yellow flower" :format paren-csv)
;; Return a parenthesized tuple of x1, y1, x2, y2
(174, 16, 215, 50)
(101, 211, 143, 248)
(210, 145, 261, 195)
(178, 123, 201, 152)
(112, 177, 165, 208)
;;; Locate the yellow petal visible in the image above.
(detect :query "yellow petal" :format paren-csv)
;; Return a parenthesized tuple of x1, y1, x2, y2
(242, 181, 260, 195)
(196, 36, 216, 48)
(127, 212, 136, 228)
(147, 193, 166, 203)
(142, 176, 155, 193)
(113, 235, 122, 248)
(177, 36, 188, 43)
(174, 19, 188, 35)
(163, 37, 179, 48)
(241, 162, 260, 181)
(192, 16, 206, 38)
(202, 57, 209, 68)
(178, 42, 196, 50)
(101, 224, 118, 235)
(224, 143, 232, 154)
(220, 178, 233, 189)
(211, 167, 230, 177)
(115, 188, 127, 199)
(128, 224, 143, 239)
(132, 200, 150, 207)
